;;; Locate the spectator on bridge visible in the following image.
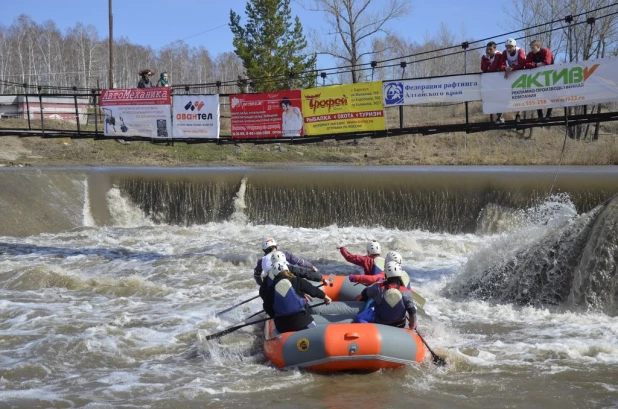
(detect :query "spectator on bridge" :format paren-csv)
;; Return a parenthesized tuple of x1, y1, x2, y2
(525, 40, 554, 121)
(500, 38, 526, 123)
(157, 71, 169, 87)
(481, 41, 504, 124)
(137, 69, 153, 88)
(481, 41, 502, 73)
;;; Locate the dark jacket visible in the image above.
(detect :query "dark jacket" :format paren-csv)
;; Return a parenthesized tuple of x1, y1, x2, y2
(137, 78, 152, 88)
(360, 280, 416, 327)
(253, 251, 317, 285)
(262, 274, 326, 333)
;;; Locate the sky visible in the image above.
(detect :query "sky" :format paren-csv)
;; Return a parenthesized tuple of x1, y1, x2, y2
(1, 0, 512, 71)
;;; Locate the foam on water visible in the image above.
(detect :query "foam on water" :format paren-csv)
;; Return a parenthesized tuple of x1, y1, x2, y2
(83, 177, 96, 227)
(1, 187, 618, 407)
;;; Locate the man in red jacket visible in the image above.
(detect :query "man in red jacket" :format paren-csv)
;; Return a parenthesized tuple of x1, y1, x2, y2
(337, 240, 385, 276)
(525, 39, 554, 121)
(481, 42, 504, 124)
(500, 38, 527, 123)
(481, 41, 502, 73)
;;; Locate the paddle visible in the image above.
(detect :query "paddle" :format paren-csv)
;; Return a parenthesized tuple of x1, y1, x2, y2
(243, 309, 264, 321)
(411, 292, 426, 308)
(215, 294, 260, 317)
(220, 281, 327, 319)
(204, 316, 272, 341)
(416, 329, 447, 366)
(206, 299, 330, 341)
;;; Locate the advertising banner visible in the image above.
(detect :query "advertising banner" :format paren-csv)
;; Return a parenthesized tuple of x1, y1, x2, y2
(481, 57, 618, 114)
(230, 90, 303, 139)
(302, 82, 385, 135)
(383, 74, 481, 106)
(172, 95, 220, 138)
(100, 88, 172, 138)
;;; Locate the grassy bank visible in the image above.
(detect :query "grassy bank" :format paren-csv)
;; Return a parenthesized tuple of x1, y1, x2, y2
(1, 125, 616, 167)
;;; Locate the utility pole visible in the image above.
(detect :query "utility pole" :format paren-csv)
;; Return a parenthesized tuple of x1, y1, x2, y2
(108, 0, 114, 89)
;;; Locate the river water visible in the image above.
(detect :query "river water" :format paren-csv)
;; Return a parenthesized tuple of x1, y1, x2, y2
(0, 166, 617, 409)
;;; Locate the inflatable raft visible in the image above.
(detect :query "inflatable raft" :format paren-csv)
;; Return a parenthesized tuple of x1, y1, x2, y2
(263, 290, 427, 371)
(317, 274, 426, 307)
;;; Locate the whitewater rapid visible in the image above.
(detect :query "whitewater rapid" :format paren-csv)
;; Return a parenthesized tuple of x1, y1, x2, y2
(0, 169, 617, 408)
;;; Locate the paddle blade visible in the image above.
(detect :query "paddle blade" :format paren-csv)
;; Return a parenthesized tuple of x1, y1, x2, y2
(204, 316, 271, 341)
(416, 330, 447, 367)
(431, 353, 447, 366)
(412, 291, 426, 308)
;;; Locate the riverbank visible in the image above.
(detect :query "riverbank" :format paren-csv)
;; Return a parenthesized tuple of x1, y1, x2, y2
(0, 127, 617, 167)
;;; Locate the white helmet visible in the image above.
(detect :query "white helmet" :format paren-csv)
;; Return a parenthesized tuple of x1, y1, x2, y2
(385, 251, 402, 265)
(270, 260, 289, 276)
(262, 237, 277, 251)
(270, 251, 287, 264)
(505, 38, 517, 47)
(385, 261, 403, 278)
(366, 240, 381, 255)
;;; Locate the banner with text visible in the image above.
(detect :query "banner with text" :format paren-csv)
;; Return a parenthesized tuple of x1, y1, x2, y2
(100, 88, 172, 138)
(172, 95, 220, 138)
(302, 82, 384, 135)
(383, 75, 481, 106)
(481, 57, 618, 114)
(230, 90, 303, 139)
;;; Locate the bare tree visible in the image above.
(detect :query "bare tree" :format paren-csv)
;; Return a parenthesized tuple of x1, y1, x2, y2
(503, 0, 618, 139)
(304, 0, 411, 83)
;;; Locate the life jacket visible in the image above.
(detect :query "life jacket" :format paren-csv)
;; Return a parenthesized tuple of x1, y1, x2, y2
(375, 282, 410, 325)
(370, 256, 386, 275)
(273, 278, 307, 317)
(261, 254, 273, 276)
(505, 48, 521, 67)
(263, 268, 278, 289)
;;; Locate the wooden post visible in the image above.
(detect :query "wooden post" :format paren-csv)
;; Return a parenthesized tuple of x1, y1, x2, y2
(108, 0, 114, 89)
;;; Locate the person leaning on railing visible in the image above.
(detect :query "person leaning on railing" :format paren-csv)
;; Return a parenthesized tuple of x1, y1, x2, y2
(481, 41, 504, 124)
(524, 40, 554, 121)
(499, 38, 527, 123)
(137, 69, 153, 88)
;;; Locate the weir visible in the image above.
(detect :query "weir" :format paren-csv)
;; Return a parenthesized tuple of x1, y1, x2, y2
(108, 167, 617, 233)
(1, 167, 617, 236)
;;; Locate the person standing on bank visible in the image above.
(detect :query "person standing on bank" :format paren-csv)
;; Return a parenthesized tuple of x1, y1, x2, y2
(253, 237, 318, 285)
(262, 261, 332, 333)
(337, 240, 385, 276)
(137, 69, 153, 88)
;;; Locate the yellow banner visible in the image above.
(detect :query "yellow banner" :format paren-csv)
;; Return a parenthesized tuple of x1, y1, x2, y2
(301, 82, 385, 135)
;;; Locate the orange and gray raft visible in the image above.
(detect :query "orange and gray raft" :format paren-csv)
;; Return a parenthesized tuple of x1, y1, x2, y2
(263, 274, 427, 372)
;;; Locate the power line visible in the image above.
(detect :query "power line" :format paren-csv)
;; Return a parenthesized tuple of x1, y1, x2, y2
(1, 4, 616, 92)
(153, 24, 228, 51)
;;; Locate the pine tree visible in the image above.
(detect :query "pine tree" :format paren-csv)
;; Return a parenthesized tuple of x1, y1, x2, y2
(229, 0, 317, 92)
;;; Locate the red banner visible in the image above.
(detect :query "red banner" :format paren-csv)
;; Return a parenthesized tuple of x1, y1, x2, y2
(100, 88, 171, 106)
(230, 90, 303, 139)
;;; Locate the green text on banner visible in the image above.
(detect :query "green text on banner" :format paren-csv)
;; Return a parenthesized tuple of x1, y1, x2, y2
(481, 57, 618, 114)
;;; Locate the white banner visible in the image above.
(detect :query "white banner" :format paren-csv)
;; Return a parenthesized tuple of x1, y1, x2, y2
(481, 57, 618, 114)
(100, 88, 172, 138)
(383, 74, 481, 106)
(172, 94, 220, 138)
